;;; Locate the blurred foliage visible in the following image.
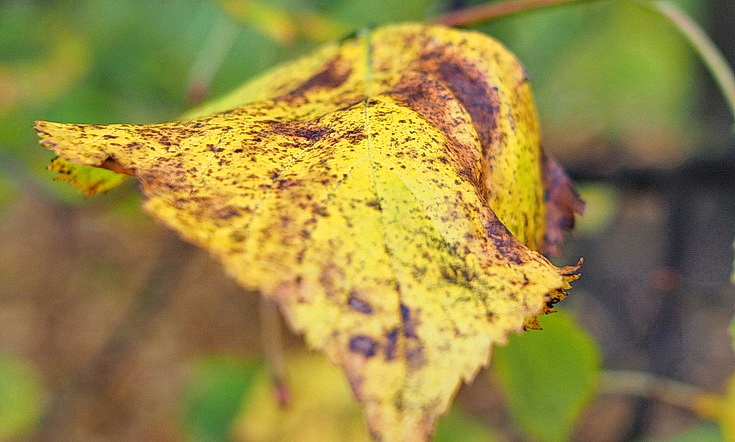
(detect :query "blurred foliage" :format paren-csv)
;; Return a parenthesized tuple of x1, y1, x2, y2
(0, 354, 43, 440)
(233, 351, 371, 441)
(182, 357, 263, 442)
(644, 422, 724, 442)
(181, 351, 499, 441)
(433, 407, 500, 441)
(694, 373, 735, 441)
(573, 182, 620, 236)
(493, 311, 601, 442)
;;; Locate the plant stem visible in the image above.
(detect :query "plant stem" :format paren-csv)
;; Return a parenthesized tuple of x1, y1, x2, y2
(433, 0, 593, 27)
(599, 370, 709, 415)
(36, 230, 196, 439)
(631, 0, 735, 131)
(260, 296, 290, 406)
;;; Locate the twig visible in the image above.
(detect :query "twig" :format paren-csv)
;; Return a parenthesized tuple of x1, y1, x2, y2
(599, 370, 709, 414)
(35, 229, 197, 439)
(260, 297, 291, 406)
(434, 0, 592, 27)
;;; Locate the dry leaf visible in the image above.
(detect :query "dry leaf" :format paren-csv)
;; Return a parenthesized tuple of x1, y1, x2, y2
(36, 24, 582, 441)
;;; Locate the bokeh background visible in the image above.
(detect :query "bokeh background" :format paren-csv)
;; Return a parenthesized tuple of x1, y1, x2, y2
(1, 0, 733, 440)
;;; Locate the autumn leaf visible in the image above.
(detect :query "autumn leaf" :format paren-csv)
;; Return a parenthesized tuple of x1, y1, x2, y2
(235, 351, 371, 441)
(35, 23, 582, 441)
(46, 156, 128, 197)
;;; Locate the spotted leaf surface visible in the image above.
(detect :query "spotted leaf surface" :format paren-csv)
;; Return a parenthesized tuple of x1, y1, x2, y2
(36, 24, 581, 441)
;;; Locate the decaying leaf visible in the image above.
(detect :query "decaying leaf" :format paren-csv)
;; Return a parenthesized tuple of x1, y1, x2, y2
(47, 156, 128, 197)
(35, 23, 582, 441)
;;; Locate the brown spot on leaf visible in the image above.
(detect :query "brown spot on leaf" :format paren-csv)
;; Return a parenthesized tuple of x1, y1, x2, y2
(484, 218, 526, 265)
(284, 56, 353, 98)
(100, 156, 134, 176)
(271, 122, 333, 142)
(276, 178, 302, 190)
(400, 304, 418, 339)
(349, 335, 378, 357)
(347, 291, 373, 314)
(365, 198, 382, 210)
(391, 73, 484, 189)
(406, 342, 426, 369)
(213, 206, 241, 220)
(384, 328, 399, 361)
(420, 52, 501, 159)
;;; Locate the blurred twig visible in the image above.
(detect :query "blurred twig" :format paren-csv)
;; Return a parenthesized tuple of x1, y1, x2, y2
(599, 370, 709, 415)
(434, 0, 592, 27)
(260, 297, 291, 406)
(35, 229, 197, 439)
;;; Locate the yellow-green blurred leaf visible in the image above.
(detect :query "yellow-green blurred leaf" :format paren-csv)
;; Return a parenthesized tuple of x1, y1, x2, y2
(0, 355, 43, 440)
(235, 351, 370, 442)
(217, 0, 348, 44)
(694, 373, 735, 442)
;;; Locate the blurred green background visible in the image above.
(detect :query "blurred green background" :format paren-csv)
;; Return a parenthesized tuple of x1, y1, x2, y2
(1, 0, 734, 440)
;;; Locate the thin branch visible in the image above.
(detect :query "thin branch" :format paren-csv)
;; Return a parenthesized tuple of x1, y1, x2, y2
(434, 0, 592, 27)
(632, 0, 735, 131)
(260, 296, 291, 406)
(599, 370, 710, 415)
(35, 230, 197, 439)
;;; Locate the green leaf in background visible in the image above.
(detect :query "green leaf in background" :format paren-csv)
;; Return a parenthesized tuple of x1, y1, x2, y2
(493, 311, 600, 442)
(181, 357, 262, 442)
(0, 354, 43, 440)
(434, 406, 499, 442)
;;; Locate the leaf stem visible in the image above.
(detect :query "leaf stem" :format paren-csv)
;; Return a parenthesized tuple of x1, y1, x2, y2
(260, 296, 290, 406)
(433, 0, 593, 27)
(630, 1, 735, 131)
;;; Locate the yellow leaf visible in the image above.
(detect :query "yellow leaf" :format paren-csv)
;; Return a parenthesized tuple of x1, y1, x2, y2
(47, 157, 127, 197)
(694, 373, 735, 441)
(35, 24, 581, 441)
(235, 351, 371, 442)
